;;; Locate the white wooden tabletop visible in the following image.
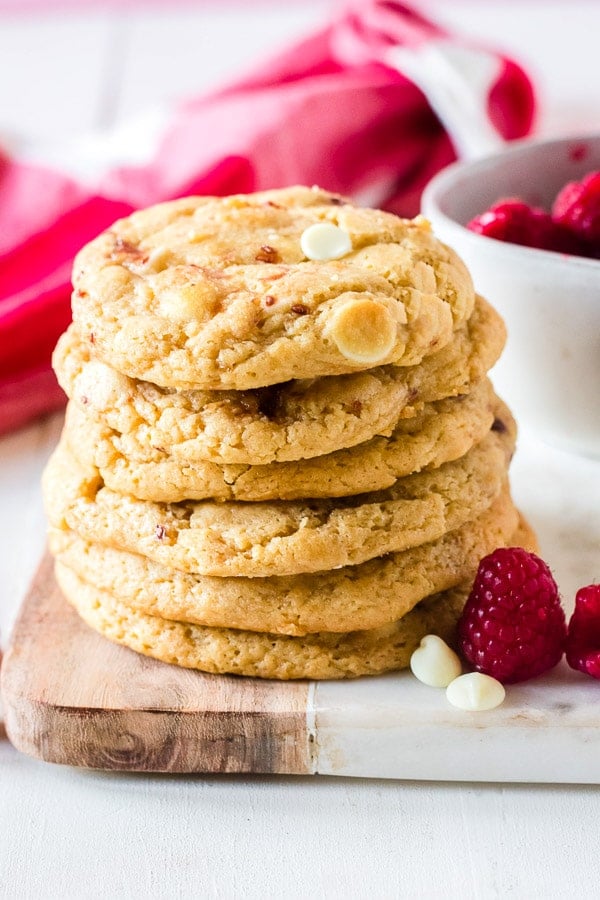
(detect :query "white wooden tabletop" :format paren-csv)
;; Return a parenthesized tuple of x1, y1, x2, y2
(1, 3, 600, 897)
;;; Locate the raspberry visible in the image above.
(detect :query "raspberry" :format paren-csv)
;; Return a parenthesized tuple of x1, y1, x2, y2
(457, 548, 567, 683)
(565, 585, 600, 678)
(552, 171, 600, 251)
(467, 199, 587, 255)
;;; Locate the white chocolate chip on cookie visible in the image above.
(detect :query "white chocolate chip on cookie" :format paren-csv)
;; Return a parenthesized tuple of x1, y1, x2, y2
(446, 672, 505, 711)
(300, 223, 352, 260)
(158, 282, 220, 321)
(328, 298, 400, 364)
(144, 247, 173, 273)
(74, 361, 131, 413)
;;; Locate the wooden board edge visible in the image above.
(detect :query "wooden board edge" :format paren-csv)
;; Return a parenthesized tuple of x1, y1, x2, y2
(1, 551, 314, 775)
(1, 690, 312, 774)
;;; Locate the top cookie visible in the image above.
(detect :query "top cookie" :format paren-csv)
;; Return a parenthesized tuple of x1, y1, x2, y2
(71, 186, 475, 390)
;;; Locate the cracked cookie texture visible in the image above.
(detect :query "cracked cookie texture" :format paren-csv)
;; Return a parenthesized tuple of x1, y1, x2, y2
(71, 186, 475, 389)
(63, 378, 505, 503)
(53, 515, 537, 680)
(55, 295, 503, 465)
(48, 488, 518, 635)
(44, 426, 514, 578)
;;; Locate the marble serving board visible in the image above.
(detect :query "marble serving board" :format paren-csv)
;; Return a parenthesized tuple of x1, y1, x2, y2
(2, 552, 600, 782)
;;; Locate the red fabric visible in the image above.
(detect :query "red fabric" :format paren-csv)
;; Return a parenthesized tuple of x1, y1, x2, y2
(0, 0, 535, 435)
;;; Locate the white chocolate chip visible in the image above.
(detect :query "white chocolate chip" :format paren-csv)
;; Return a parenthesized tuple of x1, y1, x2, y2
(300, 223, 352, 261)
(74, 361, 130, 412)
(446, 673, 505, 711)
(141, 247, 173, 273)
(328, 297, 399, 364)
(158, 282, 220, 321)
(410, 635, 462, 688)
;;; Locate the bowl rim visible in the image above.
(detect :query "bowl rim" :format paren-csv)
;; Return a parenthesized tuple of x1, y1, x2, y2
(422, 132, 600, 272)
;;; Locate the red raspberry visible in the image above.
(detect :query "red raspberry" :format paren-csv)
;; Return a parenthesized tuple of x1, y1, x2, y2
(468, 199, 588, 255)
(565, 585, 600, 678)
(458, 548, 567, 684)
(552, 171, 600, 251)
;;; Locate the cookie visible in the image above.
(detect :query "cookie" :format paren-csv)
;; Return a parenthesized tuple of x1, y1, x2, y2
(53, 515, 536, 680)
(54, 563, 468, 680)
(48, 487, 519, 635)
(44, 427, 513, 577)
(71, 187, 475, 389)
(64, 378, 505, 503)
(56, 294, 504, 465)
(55, 325, 414, 465)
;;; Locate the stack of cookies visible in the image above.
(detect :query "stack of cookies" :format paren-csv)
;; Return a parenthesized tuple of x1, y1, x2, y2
(42, 186, 535, 680)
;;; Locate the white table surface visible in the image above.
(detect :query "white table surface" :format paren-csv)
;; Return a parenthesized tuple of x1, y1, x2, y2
(1, 3, 600, 897)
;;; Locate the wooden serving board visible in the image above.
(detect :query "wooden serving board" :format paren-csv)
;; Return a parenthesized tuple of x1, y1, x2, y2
(1, 554, 311, 774)
(3, 552, 600, 782)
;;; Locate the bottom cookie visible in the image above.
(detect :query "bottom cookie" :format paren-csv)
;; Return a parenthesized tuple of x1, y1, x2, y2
(54, 516, 537, 681)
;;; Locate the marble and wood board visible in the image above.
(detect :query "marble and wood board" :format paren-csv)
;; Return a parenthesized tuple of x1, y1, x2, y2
(2, 553, 600, 781)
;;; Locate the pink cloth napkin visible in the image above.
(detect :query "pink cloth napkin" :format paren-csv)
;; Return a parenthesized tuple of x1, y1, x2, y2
(0, 0, 535, 435)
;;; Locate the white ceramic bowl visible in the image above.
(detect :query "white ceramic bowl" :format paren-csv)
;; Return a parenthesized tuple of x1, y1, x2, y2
(422, 134, 600, 459)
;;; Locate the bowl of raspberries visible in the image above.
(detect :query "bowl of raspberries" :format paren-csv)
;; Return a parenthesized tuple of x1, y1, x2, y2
(422, 134, 600, 459)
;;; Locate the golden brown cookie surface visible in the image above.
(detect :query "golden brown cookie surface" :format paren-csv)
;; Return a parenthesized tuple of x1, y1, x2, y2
(71, 187, 475, 389)
(53, 515, 536, 680)
(56, 295, 503, 465)
(64, 379, 506, 503)
(49, 487, 519, 635)
(44, 427, 514, 577)
(54, 326, 424, 465)
(55, 563, 468, 680)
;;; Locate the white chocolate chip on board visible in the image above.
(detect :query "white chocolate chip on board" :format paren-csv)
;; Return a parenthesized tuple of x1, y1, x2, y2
(410, 635, 462, 688)
(300, 223, 352, 261)
(446, 672, 506, 711)
(327, 297, 401, 364)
